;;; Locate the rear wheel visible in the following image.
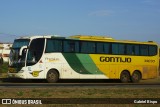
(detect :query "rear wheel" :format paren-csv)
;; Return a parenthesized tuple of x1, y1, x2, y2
(46, 70, 59, 83)
(120, 71, 131, 83)
(131, 71, 141, 83)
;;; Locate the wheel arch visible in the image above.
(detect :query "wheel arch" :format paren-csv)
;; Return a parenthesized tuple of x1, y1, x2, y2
(120, 69, 131, 78)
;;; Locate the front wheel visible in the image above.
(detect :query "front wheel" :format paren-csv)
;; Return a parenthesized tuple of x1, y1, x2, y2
(46, 70, 59, 83)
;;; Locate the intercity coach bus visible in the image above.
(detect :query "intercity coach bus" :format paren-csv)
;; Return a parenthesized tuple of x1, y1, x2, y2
(8, 35, 159, 83)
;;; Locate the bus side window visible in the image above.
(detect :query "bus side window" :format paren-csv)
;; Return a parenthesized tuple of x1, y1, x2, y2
(149, 45, 157, 56)
(126, 45, 133, 55)
(119, 44, 125, 55)
(112, 43, 119, 54)
(134, 45, 139, 55)
(140, 45, 148, 56)
(126, 44, 138, 55)
(112, 43, 125, 55)
(63, 40, 79, 53)
(97, 43, 103, 53)
(46, 40, 62, 53)
(80, 42, 95, 53)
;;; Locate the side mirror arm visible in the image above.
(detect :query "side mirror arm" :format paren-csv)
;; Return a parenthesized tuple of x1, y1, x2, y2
(19, 46, 28, 56)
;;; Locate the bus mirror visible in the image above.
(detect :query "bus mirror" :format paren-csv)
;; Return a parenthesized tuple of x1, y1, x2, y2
(19, 46, 27, 56)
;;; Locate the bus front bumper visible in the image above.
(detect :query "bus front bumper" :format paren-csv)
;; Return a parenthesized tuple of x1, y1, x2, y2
(8, 73, 26, 79)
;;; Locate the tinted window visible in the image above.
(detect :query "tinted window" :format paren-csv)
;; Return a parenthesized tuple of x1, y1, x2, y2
(46, 39, 62, 53)
(45, 39, 157, 56)
(80, 42, 95, 53)
(63, 40, 79, 52)
(149, 45, 157, 56)
(140, 45, 148, 56)
(126, 44, 139, 55)
(27, 38, 45, 66)
(13, 39, 29, 49)
(119, 44, 125, 54)
(112, 43, 125, 54)
(97, 43, 111, 54)
(112, 43, 119, 54)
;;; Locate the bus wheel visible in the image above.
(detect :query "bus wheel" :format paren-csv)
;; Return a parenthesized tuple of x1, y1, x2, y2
(46, 70, 59, 83)
(120, 71, 130, 83)
(131, 71, 141, 83)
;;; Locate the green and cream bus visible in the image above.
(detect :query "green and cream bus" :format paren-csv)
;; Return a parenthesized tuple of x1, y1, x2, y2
(8, 35, 159, 83)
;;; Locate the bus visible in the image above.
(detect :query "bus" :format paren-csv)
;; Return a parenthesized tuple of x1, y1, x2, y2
(8, 35, 159, 83)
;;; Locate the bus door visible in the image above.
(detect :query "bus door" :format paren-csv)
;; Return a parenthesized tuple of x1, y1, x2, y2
(26, 38, 45, 79)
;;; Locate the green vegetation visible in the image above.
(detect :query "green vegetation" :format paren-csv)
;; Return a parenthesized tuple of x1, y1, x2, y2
(0, 88, 160, 107)
(0, 62, 8, 73)
(0, 88, 160, 98)
(17, 91, 24, 96)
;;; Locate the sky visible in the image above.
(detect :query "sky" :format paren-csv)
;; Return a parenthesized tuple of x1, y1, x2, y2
(0, 0, 160, 44)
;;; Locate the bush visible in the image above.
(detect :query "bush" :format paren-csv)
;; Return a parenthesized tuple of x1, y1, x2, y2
(0, 62, 8, 73)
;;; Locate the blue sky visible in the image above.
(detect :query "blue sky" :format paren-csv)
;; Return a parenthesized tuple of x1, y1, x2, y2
(0, 0, 160, 44)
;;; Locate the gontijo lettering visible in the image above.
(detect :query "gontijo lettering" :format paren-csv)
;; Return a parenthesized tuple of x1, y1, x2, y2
(100, 56, 132, 63)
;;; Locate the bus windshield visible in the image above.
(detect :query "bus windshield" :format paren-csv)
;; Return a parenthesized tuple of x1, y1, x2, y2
(9, 39, 30, 68)
(26, 38, 45, 66)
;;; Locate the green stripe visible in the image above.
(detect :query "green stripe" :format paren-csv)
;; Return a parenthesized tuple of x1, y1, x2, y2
(62, 53, 103, 74)
(76, 54, 103, 74)
(62, 53, 91, 74)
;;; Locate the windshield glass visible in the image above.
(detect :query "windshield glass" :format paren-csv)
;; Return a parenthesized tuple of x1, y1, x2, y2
(9, 39, 30, 68)
(27, 38, 45, 66)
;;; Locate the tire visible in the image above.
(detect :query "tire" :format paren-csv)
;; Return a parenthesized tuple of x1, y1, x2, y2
(46, 70, 59, 83)
(120, 71, 131, 83)
(131, 71, 141, 83)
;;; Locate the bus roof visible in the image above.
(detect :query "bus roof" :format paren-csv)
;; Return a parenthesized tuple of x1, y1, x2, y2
(69, 35, 113, 40)
(15, 35, 158, 45)
(17, 35, 53, 40)
(68, 35, 158, 45)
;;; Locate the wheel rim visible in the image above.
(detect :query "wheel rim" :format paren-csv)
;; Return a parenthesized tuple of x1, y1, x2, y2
(133, 74, 138, 81)
(121, 72, 130, 83)
(48, 72, 55, 80)
(122, 74, 128, 82)
(132, 72, 140, 82)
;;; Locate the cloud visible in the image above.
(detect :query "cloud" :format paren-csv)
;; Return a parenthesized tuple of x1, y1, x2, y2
(88, 10, 113, 17)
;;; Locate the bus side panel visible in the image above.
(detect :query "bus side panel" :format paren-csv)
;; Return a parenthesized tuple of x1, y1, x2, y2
(142, 66, 158, 79)
(44, 53, 79, 79)
(90, 54, 158, 80)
